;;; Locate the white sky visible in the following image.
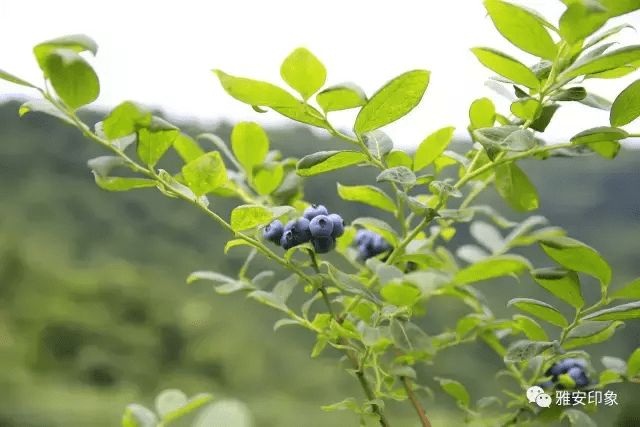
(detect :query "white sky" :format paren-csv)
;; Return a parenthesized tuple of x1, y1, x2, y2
(1, 1, 640, 150)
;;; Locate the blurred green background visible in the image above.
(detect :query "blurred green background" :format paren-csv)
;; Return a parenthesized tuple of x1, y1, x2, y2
(0, 99, 639, 426)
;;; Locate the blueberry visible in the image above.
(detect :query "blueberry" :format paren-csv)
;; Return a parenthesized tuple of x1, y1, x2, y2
(309, 215, 334, 237)
(284, 220, 295, 234)
(304, 204, 329, 220)
(281, 230, 295, 250)
(359, 243, 373, 260)
(546, 358, 576, 378)
(291, 218, 312, 243)
(355, 229, 374, 245)
(567, 367, 589, 387)
(263, 220, 284, 244)
(312, 236, 335, 254)
(328, 214, 345, 238)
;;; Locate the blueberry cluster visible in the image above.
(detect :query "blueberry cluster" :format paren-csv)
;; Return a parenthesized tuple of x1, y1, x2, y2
(538, 358, 590, 389)
(263, 204, 345, 254)
(354, 229, 393, 260)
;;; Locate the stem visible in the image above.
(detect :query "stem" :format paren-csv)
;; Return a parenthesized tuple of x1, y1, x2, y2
(455, 142, 574, 189)
(307, 251, 391, 427)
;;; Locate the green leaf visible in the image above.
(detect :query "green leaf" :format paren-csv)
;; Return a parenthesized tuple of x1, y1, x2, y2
(230, 205, 273, 231)
(473, 126, 536, 156)
(602, 356, 627, 375)
(273, 318, 300, 332)
(136, 117, 179, 166)
(224, 239, 253, 254)
(325, 263, 381, 303)
(248, 290, 290, 313)
(471, 47, 540, 89)
(33, 34, 98, 73)
(363, 130, 393, 159)
(564, 320, 623, 349)
(413, 126, 455, 171)
(254, 165, 284, 195)
(155, 389, 188, 419)
(384, 150, 413, 169)
(627, 348, 640, 378)
(376, 167, 416, 187)
(93, 175, 156, 191)
(231, 121, 269, 172)
(495, 162, 539, 212)
(513, 315, 549, 341)
(173, 133, 205, 163)
(280, 47, 326, 101)
(584, 24, 635, 51)
(181, 152, 227, 197)
(161, 393, 214, 425)
(271, 102, 330, 129)
(434, 377, 470, 408)
(508, 298, 568, 327)
(337, 183, 396, 213)
(578, 92, 612, 110)
(297, 150, 368, 176)
(529, 103, 560, 132)
(320, 398, 359, 412)
(469, 98, 496, 128)
(532, 267, 584, 309)
(561, 45, 640, 80)
(454, 255, 531, 284)
(272, 274, 299, 304)
(0, 68, 37, 88)
(559, 2, 608, 46)
(561, 409, 598, 427)
(510, 98, 542, 120)
(484, 0, 557, 60)
(87, 155, 127, 178)
(103, 101, 152, 140)
(213, 69, 299, 107)
(570, 126, 628, 144)
(539, 236, 612, 289)
(44, 48, 100, 110)
(610, 278, 640, 300)
(193, 399, 254, 427)
(587, 140, 621, 159)
(19, 99, 75, 126)
(429, 181, 462, 199)
(122, 404, 158, 427)
(550, 87, 587, 101)
(582, 301, 640, 321)
(354, 70, 430, 134)
(316, 82, 367, 112)
(381, 282, 421, 307)
(610, 79, 640, 126)
(504, 340, 555, 363)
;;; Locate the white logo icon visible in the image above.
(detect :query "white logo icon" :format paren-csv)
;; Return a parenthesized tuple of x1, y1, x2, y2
(536, 393, 552, 407)
(526, 386, 552, 407)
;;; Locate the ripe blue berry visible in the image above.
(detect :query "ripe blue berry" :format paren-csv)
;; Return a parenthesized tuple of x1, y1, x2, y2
(281, 230, 295, 250)
(312, 236, 335, 254)
(355, 229, 375, 245)
(328, 214, 345, 238)
(567, 367, 589, 387)
(304, 204, 329, 220)
(284, 220, 295, 234)
(263, 220, 284, 244)
(309, 215, 334, 237)
(291, 217, 312, 243)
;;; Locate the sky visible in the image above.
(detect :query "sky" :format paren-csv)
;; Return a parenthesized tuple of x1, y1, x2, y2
(1, 0, 640, 150)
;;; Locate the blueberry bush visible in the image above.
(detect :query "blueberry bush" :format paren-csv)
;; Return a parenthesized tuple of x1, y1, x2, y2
(3, 1, 640, 426)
